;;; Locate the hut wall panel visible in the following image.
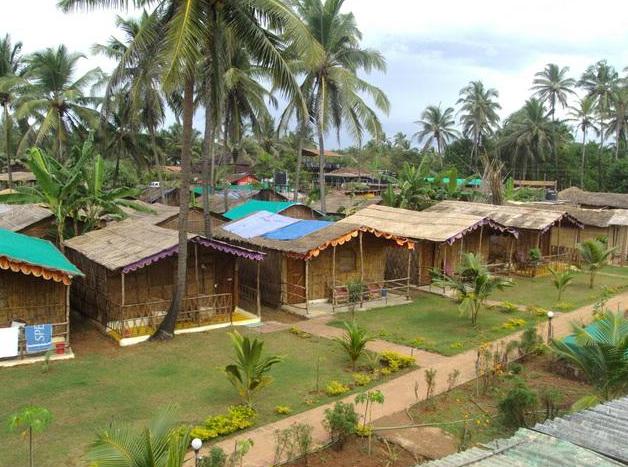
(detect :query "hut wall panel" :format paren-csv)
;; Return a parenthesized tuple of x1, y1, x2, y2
(239, 250, 282, 306)
(280, 204, 320, 220)
(18, 218, 55, 240)
(0, 270, 65, 325)
(308, 235, 387, 300)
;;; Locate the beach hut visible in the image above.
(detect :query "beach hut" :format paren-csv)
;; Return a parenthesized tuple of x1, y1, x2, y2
(214, 211, 414, 313)
(559, 187, 628, 210)
(340, 205, 517, 285)
(223, 199, 322, 221)
(0, 203, 55, 239)
(64, 220, 264, 344)
(0, 229, 82, 364)
(425, 200, 583, 267)
(310, 190, 382, 217)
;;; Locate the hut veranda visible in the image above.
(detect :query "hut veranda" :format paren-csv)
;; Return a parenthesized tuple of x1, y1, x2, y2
(425, 201, 583, 268)
(214, 211, 415, 313)
(0, 229, 82, 364)
(64, 220, 264, 344)
(340, 205, 517, 285)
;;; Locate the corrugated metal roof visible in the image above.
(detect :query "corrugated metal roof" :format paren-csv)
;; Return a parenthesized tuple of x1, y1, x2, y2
(534, 397, 628, 463)
(422, 396, 628, 466)
(422, 428, 622, 466)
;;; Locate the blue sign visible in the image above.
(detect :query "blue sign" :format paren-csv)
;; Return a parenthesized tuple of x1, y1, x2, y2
(25, 324, 53, 353)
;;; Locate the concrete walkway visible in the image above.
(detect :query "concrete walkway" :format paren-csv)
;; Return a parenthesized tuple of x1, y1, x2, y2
(190, 292, 628, 467)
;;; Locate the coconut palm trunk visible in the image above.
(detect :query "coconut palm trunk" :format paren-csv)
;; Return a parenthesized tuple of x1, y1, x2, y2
(293, 124, 304, 202)
(152, 77, 194, 340)
(201, 100, 213, 238)
(598, 116, 605, 190)
(580, 128, 587, 188)
(149, 130, 166, 204)
(2, 102, 12, 189)
(316, 81, 326, 213)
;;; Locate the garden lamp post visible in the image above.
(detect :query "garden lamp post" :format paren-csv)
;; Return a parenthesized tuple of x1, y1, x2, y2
(547, 311, 554, 342)
(191, 438, 203, 466)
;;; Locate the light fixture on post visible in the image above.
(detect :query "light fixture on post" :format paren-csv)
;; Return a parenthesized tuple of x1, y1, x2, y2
(191, 438, 203, 466)
(547, 311, 554, 342)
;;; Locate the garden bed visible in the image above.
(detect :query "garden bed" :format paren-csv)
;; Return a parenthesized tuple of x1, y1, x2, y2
(328, 293, 541, 356)
(408, 354, 593, 449)
(492, 271, 628, 310)
(0, 325, 411, 467)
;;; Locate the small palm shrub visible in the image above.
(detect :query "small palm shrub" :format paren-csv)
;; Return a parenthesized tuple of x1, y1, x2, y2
(577, 240, 615, 288)
(334, 321, 374, 370)
(224, 331, 282, 406)
(548, 266, 576, 302)
(498, 379, 538, 428)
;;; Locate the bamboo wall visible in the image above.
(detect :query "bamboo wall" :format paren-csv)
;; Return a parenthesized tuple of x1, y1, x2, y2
(306, 234, 388, 301)
(239, 250, 282, 306)
(66, 246, 233, 326)
(0, 269, 66, 325)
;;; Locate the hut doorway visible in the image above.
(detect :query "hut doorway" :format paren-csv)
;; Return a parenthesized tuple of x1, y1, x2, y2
(214, 257, 235, 296)
(286, 257, 306, 304)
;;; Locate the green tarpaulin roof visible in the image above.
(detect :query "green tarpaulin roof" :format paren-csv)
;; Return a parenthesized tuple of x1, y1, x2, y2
(224, 200, 297, 220)
(0, 228, 83, 277)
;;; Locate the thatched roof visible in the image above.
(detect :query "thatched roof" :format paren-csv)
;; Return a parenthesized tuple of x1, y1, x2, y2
(508, 202, 628, 228)
(310, 191, 382, 215)
(326, 167, 374, 178)
(559, 187, 628, 209)
(339, 205, 515, 244)
(426, 200, 581, 231)
(0, 171, 36, 183)
(140, 187, 177, 204)
(215, 217, 412, 259)
(302, 147, 342, 158)
(0, 204, 53, 231)
(118, 201, 179, 225)
(64, 220, 188, 272)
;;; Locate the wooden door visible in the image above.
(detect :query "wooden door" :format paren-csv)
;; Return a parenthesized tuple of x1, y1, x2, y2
(286, 257, 306, 304)
(214, 256, 234, 296)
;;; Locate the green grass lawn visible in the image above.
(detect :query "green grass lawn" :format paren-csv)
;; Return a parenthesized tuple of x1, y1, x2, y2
(493, 271, 628, 310)
(601, 265, 628, 277)
(0, 329, 389, 467)
(329, 294, 538, 356)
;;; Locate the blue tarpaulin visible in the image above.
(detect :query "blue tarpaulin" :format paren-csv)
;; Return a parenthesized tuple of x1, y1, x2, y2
(223, 211, 300, 239)
(25, 324, 53, 353)
(263, 220, 332, 240)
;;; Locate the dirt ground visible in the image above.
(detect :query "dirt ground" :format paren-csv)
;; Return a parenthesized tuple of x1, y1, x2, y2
(69, 312, 120, 356)
(286, 436, 420, 467)
(261, 305, 306, 323)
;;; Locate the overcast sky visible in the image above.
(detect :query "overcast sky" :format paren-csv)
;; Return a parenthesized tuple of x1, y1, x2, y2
(4, 0, 627, 148)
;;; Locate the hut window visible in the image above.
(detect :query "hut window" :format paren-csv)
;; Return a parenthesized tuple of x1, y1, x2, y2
(337, 248, 357, 273)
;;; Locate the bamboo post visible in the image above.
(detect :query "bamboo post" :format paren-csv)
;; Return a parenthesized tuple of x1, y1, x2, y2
(121, 272, 126, 337)
(305, 260, 310, 315)
(478, 225, 484, 259)
(508, 238, 515, 271)
(65, 284, 71, 348)
(233, 258, 239, 322)
(359, 231, 364, 308)
(256, 261, 261, 318)
(332, 245, 337, 311)
(557, 220, 562, 261)
(194, 243, 200, 293)
(406, 249, 411, 300)
(417, 242, 423, 286)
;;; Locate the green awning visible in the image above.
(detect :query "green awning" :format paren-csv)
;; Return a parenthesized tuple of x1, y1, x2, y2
(224, 200, 296, 220)
(0, 228, 83, 277)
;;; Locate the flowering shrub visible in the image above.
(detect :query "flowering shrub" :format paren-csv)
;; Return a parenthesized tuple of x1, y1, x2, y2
(325, 381, 351, 396)
(190, 405, 256, 441)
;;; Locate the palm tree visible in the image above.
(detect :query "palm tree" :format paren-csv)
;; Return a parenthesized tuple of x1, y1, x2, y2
(434, 253, 513, 326)
(291, 0, 390, 213)
(608, 85, 628, 160)
(93, 11, 167, 200)
(224, 331, 283, 406)
(548, 266, 575, 303)
(413, 104, 459, 155)
(532, 64, 576, 121)
(61, 0, 318, 339)
(457, 80, 501, 164)
(578, 60, 619, 187)
(334, 320, 373, 370)
(551, 311, 628, 401)
(500, 99, 553, 180)
(531, 63, 576, 175)
(0, 34, 25, 189)
(568, 96, 599, 188)
(87, 406, 190, 467)
(577, 239, 615, 288)
(18, 45, 102, 161)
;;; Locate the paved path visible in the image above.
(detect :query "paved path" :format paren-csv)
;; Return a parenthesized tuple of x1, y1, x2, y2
(189, 292, 628, 466)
